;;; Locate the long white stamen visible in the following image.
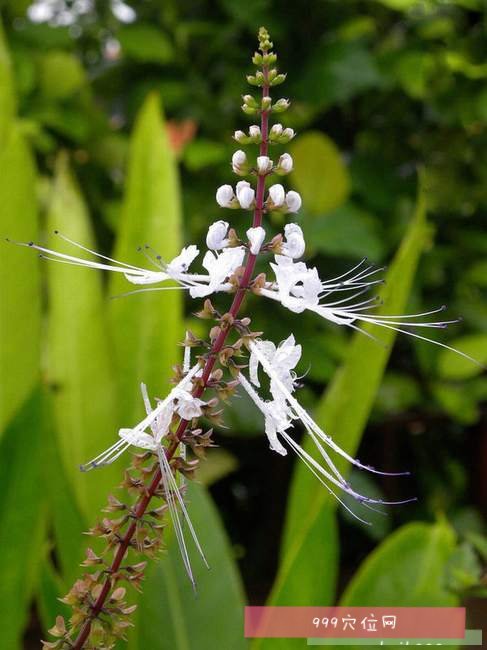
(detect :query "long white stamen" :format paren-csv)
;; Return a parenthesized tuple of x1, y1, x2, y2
(53, 231, 145, 271)
(248, 341, 408, 478)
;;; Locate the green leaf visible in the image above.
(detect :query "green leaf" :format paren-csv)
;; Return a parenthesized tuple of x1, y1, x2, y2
(445, 542, 483, 593)
(254, 184, 430, 650)
(340, 521, 457, 610)
(437, 334, 487, 380)
(307, 203, 385, 260)
(37, 561, 70, 638)
(295, 42, 382, 107)
(118, 24, 174, 64)
(130, 482, 248, 650)
(39, 50, 86, 100)
(0, 17, 16, 146)
(45, 153, 120, 518)
(43, 399, 88, 586)
(109, 93, 183, 424)
(0, 122, 40, 435)
(0, 388, 47, 649)
(290, 132, 350, 215)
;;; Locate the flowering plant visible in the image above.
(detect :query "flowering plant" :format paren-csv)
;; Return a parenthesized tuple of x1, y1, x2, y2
(12, 27, 479, 650)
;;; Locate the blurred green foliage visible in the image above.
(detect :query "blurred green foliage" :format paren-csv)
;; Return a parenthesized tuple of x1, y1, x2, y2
(0, 1, 486, 648)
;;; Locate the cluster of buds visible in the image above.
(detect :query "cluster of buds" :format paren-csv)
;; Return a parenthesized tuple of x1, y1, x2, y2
(234, 123, 295, 145)
(232, 150, 293, 177)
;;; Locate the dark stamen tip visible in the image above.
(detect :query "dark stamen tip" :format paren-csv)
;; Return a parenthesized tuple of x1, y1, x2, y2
(136, 246, 142, 252)
(28, 241, 34, 246)
(5, 237, 10, 242)
(54, 229, 59, 235)
(156, 255, 162, 260)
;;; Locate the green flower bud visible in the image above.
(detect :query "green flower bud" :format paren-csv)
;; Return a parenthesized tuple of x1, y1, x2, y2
(261, 95, 272, 111)
(252, 52, 263, 66)
(246, 75, 259, 86)
(271, 73, 287, 86)
(272, 98, 290, 113)
(243, 94, 258, 108)
(263, 53, 277, 65)
(242, 104, 258, 116)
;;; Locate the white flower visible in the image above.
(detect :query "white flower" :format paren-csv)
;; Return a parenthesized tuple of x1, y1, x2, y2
(266, 255, 321, 313)
(234, 130, 247, 143)
(236, 180, 255, 209)
(282, 223, 305, 259)
(257, 256, 481, 368)
(166, 245, 200, 275)
(269, 123, 283, 138)
(206, 221, 229, 250)
(256, 155, 273, 175)
(285, 190, 302, 213)
(282, 127, 295, 140)
(173, 387, 206, 420)
(80, 363, 202, 470)
(249, 334, 301, 394)
(189, 247, 245, 298)
(244, 338, 415, 523)
(216, 184, 236, 208)
(232, 150, 248, 176)
(247, 226, 266, 255)
(249, 125, 261, 139)
(238, 371, 290, 456)
(267, 183, 285, 208)
(277, 153, 293, 174)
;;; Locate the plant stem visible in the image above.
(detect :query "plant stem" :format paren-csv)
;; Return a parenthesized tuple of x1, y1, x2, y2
(71, 71, 270, 650)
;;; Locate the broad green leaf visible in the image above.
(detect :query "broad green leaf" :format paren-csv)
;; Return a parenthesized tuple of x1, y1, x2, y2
(0, 122, 40, 435)
(254, 186, 430, 650)
(118, 24, 174, 64)
(290, 132, 350, 215)
(46, 153, 119, 518)
(109, 93, 183, 424)
(0, 17, 15, 146)
(307, 203, 385, 260)
(340, 521, 457, 607)
(437, 334, 487, 380)
(37, 561, 70, 638)
(294, 42, 382, 107)
(39, 50, 85, 100)
(44, 398, 88, 586)
(0, 389, 47, 650)
(130, 482, 247, 650)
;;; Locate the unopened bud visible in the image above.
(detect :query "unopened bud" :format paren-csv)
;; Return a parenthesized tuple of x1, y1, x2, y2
(236, 180, 255, 209)
(256, 155, 273, 175)
(261, 95, 272, 111)
(269, 123, 283, 141)
(247, 226, 266, 255)
(271, 73, 286, 86)
(285, 190, 302, 213)
(267, 183, 285, 208)
(276, 153, 293, 175)
(232, 149, 249, 176)
(249, 125, 262, 141)
(243, 94, 258, 108)
(234, 130, 249, 144)
(272, 98, 290, 113)
(216, 184, 237, 208)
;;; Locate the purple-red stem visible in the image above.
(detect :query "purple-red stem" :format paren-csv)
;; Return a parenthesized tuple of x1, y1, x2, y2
(71, 72, 270, 650)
